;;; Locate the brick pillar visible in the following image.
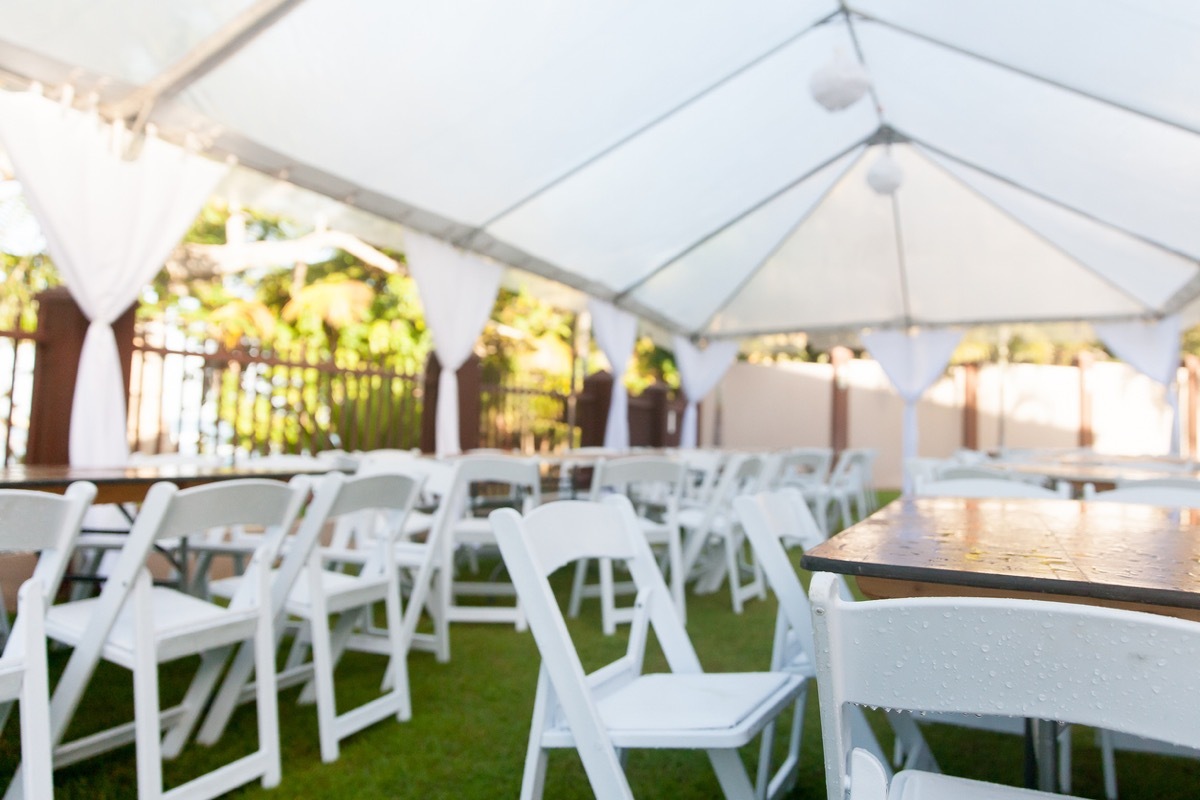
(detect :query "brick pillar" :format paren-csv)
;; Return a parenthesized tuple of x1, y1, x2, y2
(1077, 351, 1094, 449)
(831, 346, 852, 453)
(27, 287, 136, 465)
(419, 352, 482, 454)
(961, 362, 979, 450)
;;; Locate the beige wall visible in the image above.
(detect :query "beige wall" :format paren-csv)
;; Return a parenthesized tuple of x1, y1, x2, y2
(705, 358, 1180, 490)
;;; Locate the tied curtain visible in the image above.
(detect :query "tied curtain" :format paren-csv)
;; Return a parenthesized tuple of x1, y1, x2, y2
(861, 328, 964, 495)
(0, 89, 227, 466)
(588, 300, 637, 450)
(406, 233, 502, 457)
(672, 336, 739, 449)
(1093, 316, 1182, 455)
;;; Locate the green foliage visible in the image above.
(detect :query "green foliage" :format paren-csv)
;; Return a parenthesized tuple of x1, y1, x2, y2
(0, 251, 59, 330)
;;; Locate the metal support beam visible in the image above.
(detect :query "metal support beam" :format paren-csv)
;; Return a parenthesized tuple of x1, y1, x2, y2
(105, 0, 308, 131)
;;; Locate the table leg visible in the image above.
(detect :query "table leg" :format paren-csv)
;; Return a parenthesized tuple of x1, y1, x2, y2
(1026, 718, 1059, 792)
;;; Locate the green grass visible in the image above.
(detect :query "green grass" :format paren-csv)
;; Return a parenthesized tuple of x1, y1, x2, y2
(4, 492, 1199, 798)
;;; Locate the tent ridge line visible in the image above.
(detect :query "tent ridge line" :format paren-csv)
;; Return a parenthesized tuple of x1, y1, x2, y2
(910, 144, 1161, 315)
(839, 3, 886, 127)
(692, 146, 870, 335)
(850, 8, 1200, 138)
(711, 310, 1167, 341)
(471, 15, 832, 231)
(898, 127, 1200, 265)
(611, 131, 876, 304)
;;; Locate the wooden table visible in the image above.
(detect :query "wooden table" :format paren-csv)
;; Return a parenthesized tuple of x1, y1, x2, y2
(801, 496, 1200, 790)
(0, 462, 338, 505)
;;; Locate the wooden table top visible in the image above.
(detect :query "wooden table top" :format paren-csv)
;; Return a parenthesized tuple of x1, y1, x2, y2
(0, 463, 339, 504)
(801, 496, 1200, 617)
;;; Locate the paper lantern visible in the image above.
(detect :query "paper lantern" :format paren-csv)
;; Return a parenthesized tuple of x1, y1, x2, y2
(867, 150, 903, 195)
(810, 48, 871, 112)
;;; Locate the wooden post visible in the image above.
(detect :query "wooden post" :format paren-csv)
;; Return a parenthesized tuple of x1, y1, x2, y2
(419, 352, 482, 454)
(577, 371, 614, 447)
(831, 346, 851, 453)
(1077, 351, 1094, 449)
(26, 287, 136, 465)
(643, 382, 669, 447)
(962, 362, 979, 451)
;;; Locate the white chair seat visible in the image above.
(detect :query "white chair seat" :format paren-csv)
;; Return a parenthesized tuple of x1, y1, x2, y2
(889, 770, 1066, 799)
(210, 569, 389, 615)
(46, 587, 256, 665)
(597, 673, 795, 740)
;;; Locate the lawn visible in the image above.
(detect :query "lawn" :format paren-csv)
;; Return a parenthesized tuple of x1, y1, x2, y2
(3, 492, 1199, 798)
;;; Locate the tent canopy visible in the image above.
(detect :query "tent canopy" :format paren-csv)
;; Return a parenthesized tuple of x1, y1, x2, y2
(1, 1, 1198, 340)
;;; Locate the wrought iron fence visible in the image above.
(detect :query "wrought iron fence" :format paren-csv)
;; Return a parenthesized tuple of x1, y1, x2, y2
(479, 376, 575, 453)
(129, 322, 422, 458)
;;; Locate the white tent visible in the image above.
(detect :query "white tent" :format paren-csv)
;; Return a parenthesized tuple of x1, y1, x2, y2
(1, 0, 1198, 340)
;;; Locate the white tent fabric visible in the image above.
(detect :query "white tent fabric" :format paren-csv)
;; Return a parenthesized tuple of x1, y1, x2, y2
(672, 337, 740, 449)
(0, 2, 1196, 344)
(405, 233, 503, 457)
(1093, 316, 1183, 455)
(0, 90, 226, 466)
(861, 327, 964, 494)
(588, 300, 637, 450)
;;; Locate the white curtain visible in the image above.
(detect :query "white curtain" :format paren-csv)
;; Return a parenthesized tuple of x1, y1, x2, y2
(588, 300, 638, 450)
(1093, 315, 1182, 455)
(0, 90, 227, 466)
(406, 232, 502, 456)
(673, 336, 739, 448)
(862, 328, 964, 495)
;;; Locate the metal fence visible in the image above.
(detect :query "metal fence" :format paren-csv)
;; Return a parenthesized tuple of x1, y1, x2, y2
(479, 377, 575, 453)
(129, 322, 423, 458)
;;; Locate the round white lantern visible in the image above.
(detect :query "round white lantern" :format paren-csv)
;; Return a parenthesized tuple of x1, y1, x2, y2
(867, 150, 903, 195)
(809, 48, 871, 112)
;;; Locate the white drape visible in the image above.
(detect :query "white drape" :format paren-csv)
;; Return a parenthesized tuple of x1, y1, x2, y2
(673, 336, 739, 448)
(862, 328, 964, 495)
(0, 90, 227, 466)
(588, 300, 638, 450)
(406, 232, 502, 457)
(1093, 316, 1182, 455)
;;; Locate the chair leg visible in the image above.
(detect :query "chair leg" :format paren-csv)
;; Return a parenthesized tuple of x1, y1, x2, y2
(520, 671, 552, 800)
(666, 529, 686, 626)
(308, 606, 340, 763)
(160, 646, 234, 758)
(599, 558, 617, 636)
(706, 748, 756, 798)
(724, 534, 743, 614)
(17, 588, 52, 800)
(196, 641, 257, 746)
(132, 578, 164, 800)
(384, 578, 412, 721)
(254, 605, 282, 788)
(567, 559, 589, 618)
(1099, 729, 1119, 800)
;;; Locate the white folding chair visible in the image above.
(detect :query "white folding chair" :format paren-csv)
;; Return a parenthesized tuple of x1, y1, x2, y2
(7, 478, 307, 800)
(1078, 481, 1200, 799)
(197, 470, 423, 763)
(680, 452, 768, 613)
(735, 489, 930, 797)
(429, 454, 540, 659)
(567, 455, 687, 632)
(490, 495, 806, 800)
(0, 481, 95, 800)
(810, 571, 1200, 800)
